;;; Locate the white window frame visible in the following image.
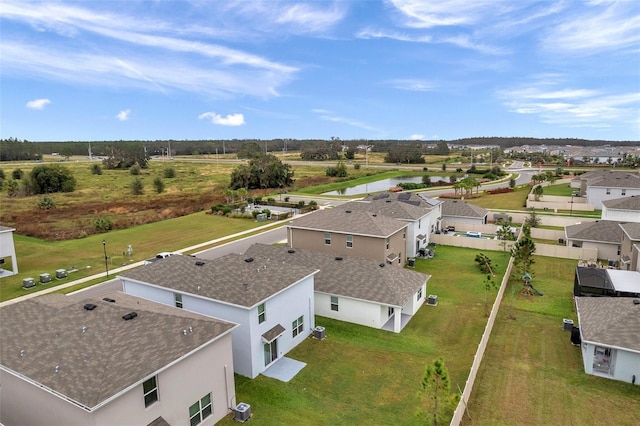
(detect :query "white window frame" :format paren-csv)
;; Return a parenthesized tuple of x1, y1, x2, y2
(330, 296, 339, 311)
(417, 287, 423, 301)
(258, 303, 266, 324)
(346, 235, 353, 248)
(174, 293, 183, 309)
(189, 393, 212, 426)
(324, 232, 331, 245)
(143, 376, 159, 408)
(292, 316, 304, 337)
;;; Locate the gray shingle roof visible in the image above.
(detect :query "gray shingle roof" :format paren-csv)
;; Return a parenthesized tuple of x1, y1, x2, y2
(575, 297, 640, 352)
(602, 195, 640, 211)
(620, 222, 640, 240)
(565, 220, 624, 243)
(341, 197, 435, 221)
(288, 208, 408, 237)
(119, 253, 318, 308)
(0, 293, 235, 410)
(441, 200, 488, 219)
(244, 244, 429, 307)
(578, 170, 640, 189)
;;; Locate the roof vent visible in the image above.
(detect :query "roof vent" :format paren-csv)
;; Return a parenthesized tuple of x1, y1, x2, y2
(379, 263, 385, 268)
(245, 257, 254, 263)
(244, 283, 248, 291)
(386, 200, 391, 202)
(54, 365, 61, 373)
(288, 249, 295, 254)
(335, 256, 343, 261)
(81, 326, 88, 333)
(83, 303, 97, 311)
(122, 312, 138, 321)
(195, 261, 205, 266)
(19, 349, 26, 357)
(372, 214, 377, 217)
(102, 297, 116, 303)
(345, 210, 352, 213)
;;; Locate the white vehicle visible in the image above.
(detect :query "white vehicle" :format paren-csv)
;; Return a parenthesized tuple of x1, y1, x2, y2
(144, 252, 180, 264)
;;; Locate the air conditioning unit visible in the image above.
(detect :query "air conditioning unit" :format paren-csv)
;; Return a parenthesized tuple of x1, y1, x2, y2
(56, 269, 67, 279)
(313, 326, 326, 340)
(39, 273, 52, 284)
(427, 295, 438, 306)
(233, 402, 251, 422)
(563, 318, 574, 331)
(22, 278, 36, 289)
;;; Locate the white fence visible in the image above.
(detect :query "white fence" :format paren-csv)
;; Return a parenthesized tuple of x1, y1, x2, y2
(535, 243, 597, 260)
(430, 233, 513, 253)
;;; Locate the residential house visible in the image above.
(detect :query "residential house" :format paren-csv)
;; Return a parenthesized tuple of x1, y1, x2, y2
(573, 267, 640, 297)
(119, 253, 318, 379)
(0, 293, 237, 426)
(287, 207, 409, 266)
(602, 196, 640, 222)
(347, 192, 443, 257)
(564, 220, 623, 262)
(0, 225, 18, 276)
(619, 222, 640, 271)
(440, 200, 488, 226)
(574, 297, 640, 385)
(571, 170, 640, 209)
(244, 244, 430, 333)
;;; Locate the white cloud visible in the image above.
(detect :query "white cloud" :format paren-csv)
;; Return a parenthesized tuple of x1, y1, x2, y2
(386, 78, 435, 92)
(116, 109, 131, 121)
(388, 0, 497, 28)
(408, 134, 424, 140)
(199, 112, 245, 126)
(312, 109, 379, 132)
(25, 98, 50, 110)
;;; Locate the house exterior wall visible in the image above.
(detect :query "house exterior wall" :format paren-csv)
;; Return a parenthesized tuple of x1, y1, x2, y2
(315, 293, 383, 329)
(289, 228, 407, 267)
(566, 240, 618, 261)
(401, 283, 426, 316)
(0, 333, 235, 426)
(586, 187, 640, 209)
(122, 275, 315, 379)
(601, 208, 640, 223)
(620, 234, 639, 271)
(441, 215, 486, 226)
(581, 342, 640, 385)
(406, 210, 441, 258)
(0, 229, 18, 274)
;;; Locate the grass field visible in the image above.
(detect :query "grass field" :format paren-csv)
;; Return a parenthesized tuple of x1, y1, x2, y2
(217, 246, 510, 425)
(462, 256, 640, 426)
(542, 182, 577, 196)
(465, 186, 531, 211)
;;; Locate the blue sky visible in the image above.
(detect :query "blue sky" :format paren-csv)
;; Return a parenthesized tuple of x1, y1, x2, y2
(1, 0, 639, 142)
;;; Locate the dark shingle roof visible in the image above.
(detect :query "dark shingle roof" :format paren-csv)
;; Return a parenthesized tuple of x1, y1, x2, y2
(0, 293, 235, 410)
(288, 208, 408, 237)
(340, 197, 437, 221)
(565, 220, 624, 244)
(620, 222, 640, 240)
(244, 244, 429, 306)
(602, 195, 640, 211)
(575, 297, 640, 352)
(578, 170, 640, 189)
(441, 200, 488, 219)
(119, 253, 318, 308)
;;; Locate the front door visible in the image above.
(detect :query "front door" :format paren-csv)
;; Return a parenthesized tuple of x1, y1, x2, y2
(264, 340, 278, 366)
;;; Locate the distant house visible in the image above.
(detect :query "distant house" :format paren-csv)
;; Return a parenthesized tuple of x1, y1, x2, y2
(0, 225, 18, 276)
(287, 207, 409, 266)
(573, 267, 640, 297)
(348, 192, 443, 257)
(571, 170, 640, 209)
(574, 297, 640, 385)
(619, 222, 640, 271)
(602, 196, 640, 223)
(0, 293, 237, 426)
(244, 244, 430, 333)
(564, 220, 623, 261)
(119, 253, 318, 379)
(440, 200, 488, 226)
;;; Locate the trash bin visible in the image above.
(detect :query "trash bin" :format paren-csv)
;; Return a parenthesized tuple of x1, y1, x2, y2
(408, 258, 415, 267)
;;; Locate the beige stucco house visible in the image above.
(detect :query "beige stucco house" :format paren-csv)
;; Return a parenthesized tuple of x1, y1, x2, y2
(0, 293, 237, 426)
(0, 225, 18, 276)
(287, 207, 409, 267)
(620, 222, 640, 271)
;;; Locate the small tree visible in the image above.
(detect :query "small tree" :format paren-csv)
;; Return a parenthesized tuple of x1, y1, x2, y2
(509, 178, 516, 189)
(496, 220, 515, 252)
(163, 167, 176, 178)
(511, 236, 536, 277)
(30, 164, 76, 194)
(90, 164, 102, 175)
(130, 177, 144, 195)
(129, 164, 141, 175)
(419, 357, 458, 425)
(37, 197, 55, 210)
(422, 175, 432, 186)
(153, 177, 165, 194)
(475, 253, 495, 276)
(533, 185, 543, 201)
(482, 274, 499, 317)
(524, 209, 541, 228)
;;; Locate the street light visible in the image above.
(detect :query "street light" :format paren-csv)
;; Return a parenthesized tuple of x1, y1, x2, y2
(102, 240, 109, 277)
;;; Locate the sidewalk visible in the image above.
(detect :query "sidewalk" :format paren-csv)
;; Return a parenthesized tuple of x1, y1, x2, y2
(0, 219, 288, 308)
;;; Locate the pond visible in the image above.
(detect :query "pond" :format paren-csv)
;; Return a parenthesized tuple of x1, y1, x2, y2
(322, 176, 452, 196)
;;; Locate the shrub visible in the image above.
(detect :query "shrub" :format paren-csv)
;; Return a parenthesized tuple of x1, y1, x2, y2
(130, 177, 144, 195)
(309, 200, 318, 209)
(222, 206, 232, 215)
(354, 164, 361, 170)
(251, 210, 260, 218)
(297, 200, 305, 208)
(153, 177, 165, 194)
(129, 164, 141, 175)
(267, 197, 275, 202)
(30, 164, 76, 194)
(90, 164, 103, 175)
(37, 197, 56, 210)
(94, 217, 113, 232)
(326, 162, 348, 177)
(12, 169, 24, 180)
(284, 196, 290, 202)
(163, 167, 176, 178)
(261, 209, 271, 217)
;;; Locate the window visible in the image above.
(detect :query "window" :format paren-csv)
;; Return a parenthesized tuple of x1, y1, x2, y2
(388, 306, 394, 317)
(292, 316, 304, 337)
(174, 293, 183, 309)
(330, 296, 339, 311)
(346, 235, 353, 248)
(143, 376, 158, 408)
(189, 393, 212, 426)
(418, 219, 421, 228)
(324, 232, 331, 245)
(606, 188, 611, 195)
(258, 303, 266, 324)
(398, 252, 402, 264)
(386, 238, 390, 249)
(403, 232, 406, 240)
(622, 189, 626, 196)
(417, 287, 423, 301)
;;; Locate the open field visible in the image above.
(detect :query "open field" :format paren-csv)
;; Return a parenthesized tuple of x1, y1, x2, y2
(218, 246, 510, 425)
(462, 256, 640, 426)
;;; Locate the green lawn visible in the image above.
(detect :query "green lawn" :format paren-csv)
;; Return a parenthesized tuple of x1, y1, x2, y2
(465, 186, 530, 211)
(542, 183, 576, 196)
(218, 246, 510, 425)
(462, 256, 640, 426)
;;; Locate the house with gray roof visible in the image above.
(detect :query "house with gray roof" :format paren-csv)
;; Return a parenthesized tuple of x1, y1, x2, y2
(358, 192, 443, 257)
(564, 220, 624, 261)
(575, 297, 640, 385)
(0, 225, 18, 276)
(440, 200, 488, 226)
(0, 293, 237, 426)
(620, 222, 640, 271)
(119, 253, 318, 379)
(572, 170, 640, 209)
(287, 207, 409, 266)
(244, 244, 430, 333)
(602, 195, 640, 223)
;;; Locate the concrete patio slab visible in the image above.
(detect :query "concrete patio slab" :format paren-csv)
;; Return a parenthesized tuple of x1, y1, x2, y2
(262, 357, 306, 382)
